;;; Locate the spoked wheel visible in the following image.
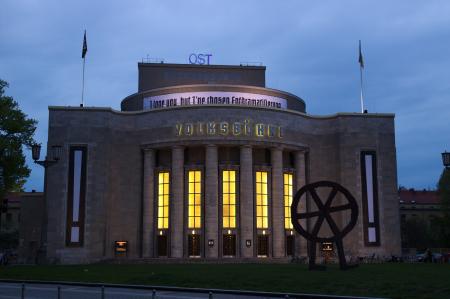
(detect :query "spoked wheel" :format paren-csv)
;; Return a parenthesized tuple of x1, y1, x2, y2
(290, 181, 359, 270)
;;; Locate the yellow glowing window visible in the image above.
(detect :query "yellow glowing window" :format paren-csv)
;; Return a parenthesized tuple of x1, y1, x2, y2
(284, 173, 293, 229)
(255, 171, 269, 229)
(188, 170, 202, 229)
(222, 170, 236, 228)
(157, 171, 170, 229)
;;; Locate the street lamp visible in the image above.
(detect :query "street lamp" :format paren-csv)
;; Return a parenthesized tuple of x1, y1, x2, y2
(31, 143, 62, 264)
(442, 151, 450, 169)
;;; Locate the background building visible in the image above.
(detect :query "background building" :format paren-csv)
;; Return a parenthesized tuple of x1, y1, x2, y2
(43, 62, 401, 263)
(1, 193, 21, 234)
(0, 191, 43, 263)
(399, 188, 442, 224)
(399, 188, 444, 251)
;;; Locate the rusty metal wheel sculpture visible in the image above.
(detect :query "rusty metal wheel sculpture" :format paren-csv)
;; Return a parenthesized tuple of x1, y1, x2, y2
(290, 181, 359, 270)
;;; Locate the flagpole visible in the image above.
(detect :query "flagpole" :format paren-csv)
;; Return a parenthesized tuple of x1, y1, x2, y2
(81, 30, 87, 107)
(360, 62, 364, 113)
(81, 56, 85, 107)
(359, 40, 365, 113)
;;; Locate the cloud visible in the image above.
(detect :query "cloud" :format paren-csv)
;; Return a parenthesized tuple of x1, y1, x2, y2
(1, 0, 449, 190)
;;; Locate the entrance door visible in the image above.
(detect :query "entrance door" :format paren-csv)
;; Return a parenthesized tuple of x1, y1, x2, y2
(157, 235, 167, 257)
(257, 235, 269, 256)
(223, 234, 236, 256)
(188, 234, 201, 257)
(286, 235, 294, 256)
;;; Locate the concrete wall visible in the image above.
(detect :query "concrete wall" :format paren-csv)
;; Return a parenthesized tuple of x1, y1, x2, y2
(138, 63, 266, 92)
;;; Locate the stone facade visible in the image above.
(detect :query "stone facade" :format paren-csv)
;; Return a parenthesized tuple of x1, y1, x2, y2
(44, 63, 401, 264)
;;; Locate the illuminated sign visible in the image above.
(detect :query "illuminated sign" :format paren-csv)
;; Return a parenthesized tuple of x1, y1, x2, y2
(175, 119, 283, 139)
(114, 241, 128, 254)
(189, 53, 212, 65)
(144, 91, 287, 110)
(321, 242, 334, 252)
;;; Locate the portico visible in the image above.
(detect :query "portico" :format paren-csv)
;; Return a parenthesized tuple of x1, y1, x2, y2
(141, 143, 307, 259)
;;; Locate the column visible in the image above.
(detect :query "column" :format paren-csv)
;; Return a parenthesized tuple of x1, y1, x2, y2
(240, 145, 254, 257)
(171, 146, 184, 258)
(142, 149, 155, 257)
(294, 151, 307, 257)
(205, 144, 219, 258)
(271, 147, 284, 258)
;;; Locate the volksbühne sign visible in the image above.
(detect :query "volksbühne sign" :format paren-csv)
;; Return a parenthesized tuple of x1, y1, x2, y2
(175, 119, 283, 138)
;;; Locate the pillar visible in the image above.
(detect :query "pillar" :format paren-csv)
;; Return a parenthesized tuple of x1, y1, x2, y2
(142, 149, 155, 257)
(240, 145, 254, 257)
(171, 146, 184, 257)
(205, 144, 219, 258)
(294, 150, 307, 257)
(271, 147, 284, 258)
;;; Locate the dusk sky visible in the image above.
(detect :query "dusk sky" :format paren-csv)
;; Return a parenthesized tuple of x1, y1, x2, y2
(1, 0, 449, 191)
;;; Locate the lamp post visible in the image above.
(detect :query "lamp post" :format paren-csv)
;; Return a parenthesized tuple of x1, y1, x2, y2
(31, 143, 62, 264)
(442, 151, 450, 169)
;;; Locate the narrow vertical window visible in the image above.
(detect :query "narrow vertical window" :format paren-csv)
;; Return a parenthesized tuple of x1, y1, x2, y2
(255, 171, 268, 229)
(222, 170, 236, 228)
(283, 173, 293, 229)
(361, 151, 380, 246)
(188, 170, 202, 229)
(66, 146, 87, 246)
(157, 171, 170, 229)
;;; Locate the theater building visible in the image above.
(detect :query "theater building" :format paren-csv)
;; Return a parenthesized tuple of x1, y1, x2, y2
(44, 62, 401, 263)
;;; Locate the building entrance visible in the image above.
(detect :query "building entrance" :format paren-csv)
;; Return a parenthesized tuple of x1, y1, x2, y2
(223, 234, 236, 256)
(257, 235, 269, 256)
(286, 235, 294, 256)
(188, 234, 201, 257)
(157, 235, 167, 256)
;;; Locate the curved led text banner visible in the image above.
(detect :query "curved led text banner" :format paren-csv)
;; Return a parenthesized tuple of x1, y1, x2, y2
(143, 91, 288, 110)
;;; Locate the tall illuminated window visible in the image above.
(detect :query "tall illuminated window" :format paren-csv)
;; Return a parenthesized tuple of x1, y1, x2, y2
(255, 171, 268, 229)
(222, 170, 236, 228)
(157, 171, 170, 229)
(188, 170, 202, 229)
(283, 173, 293, 229)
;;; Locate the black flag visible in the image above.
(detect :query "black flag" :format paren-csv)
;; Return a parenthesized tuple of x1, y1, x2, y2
(358, 40, 364, 69)
(82, 31, 88, 58)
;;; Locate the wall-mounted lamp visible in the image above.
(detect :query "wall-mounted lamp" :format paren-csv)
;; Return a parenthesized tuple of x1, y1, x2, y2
(246, 240, 252, 247)
(32, 144, 63, 164)
(208, 239, 214, 247)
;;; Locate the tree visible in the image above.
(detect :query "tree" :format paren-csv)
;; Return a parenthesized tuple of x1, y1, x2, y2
(401, 217, 439, 250)
(0, 79, 37, 197)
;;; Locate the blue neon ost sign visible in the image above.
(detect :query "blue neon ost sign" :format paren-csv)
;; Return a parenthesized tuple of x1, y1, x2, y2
(189, 53, 212, 65)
